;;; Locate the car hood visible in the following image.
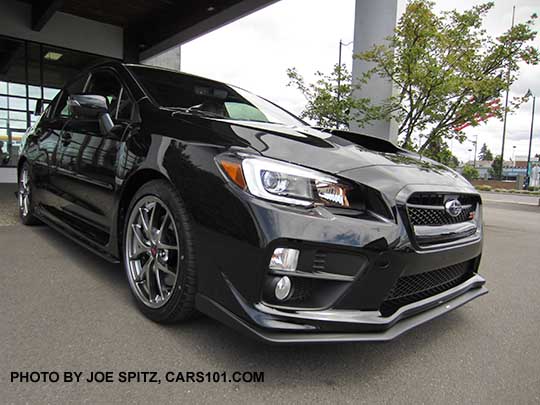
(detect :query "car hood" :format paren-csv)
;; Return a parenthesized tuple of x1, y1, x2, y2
(164, 112, 475, 199)
(218, 120, 474, 197)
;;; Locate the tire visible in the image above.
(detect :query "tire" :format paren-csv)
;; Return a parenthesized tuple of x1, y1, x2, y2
(123, 179, 198, 323)
(18, 162, 41, 226)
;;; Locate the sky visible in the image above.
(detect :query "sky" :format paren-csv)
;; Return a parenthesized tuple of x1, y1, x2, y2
(180, 0, 540, 163)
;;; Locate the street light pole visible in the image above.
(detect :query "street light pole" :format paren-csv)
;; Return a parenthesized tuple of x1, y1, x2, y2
(336, 39, 354, 129)
(526, 92, 536, 181)
(472, 135, 478, 167)
(337, 40, 343, 105)
(499, 5, 516, 179)
(337, 40, 353, 104)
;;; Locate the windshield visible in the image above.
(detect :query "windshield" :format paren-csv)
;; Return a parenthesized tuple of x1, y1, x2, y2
(128, 66, 306, 127)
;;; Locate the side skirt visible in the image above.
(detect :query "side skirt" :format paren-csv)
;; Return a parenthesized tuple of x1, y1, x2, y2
(36, 208, 120, 264)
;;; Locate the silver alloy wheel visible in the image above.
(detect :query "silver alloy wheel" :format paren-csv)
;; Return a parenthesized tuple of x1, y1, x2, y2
(19, 166, 30, 217)
(125, 195, 181, 308)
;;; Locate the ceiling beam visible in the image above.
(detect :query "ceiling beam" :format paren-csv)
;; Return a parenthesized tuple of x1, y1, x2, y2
(139, 0, 279, 60)
(32, 0, 64, 31)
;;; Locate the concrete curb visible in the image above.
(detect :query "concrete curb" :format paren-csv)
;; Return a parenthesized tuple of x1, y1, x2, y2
(482, 197, 540, 207)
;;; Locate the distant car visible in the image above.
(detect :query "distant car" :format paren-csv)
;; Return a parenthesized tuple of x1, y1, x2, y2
(17, 62, 487, 343)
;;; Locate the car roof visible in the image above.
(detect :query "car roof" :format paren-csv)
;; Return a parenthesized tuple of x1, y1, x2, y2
(122, 62, 240, 90)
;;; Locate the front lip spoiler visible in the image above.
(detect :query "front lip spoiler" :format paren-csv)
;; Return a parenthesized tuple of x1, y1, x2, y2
(196, 275, 487, 344)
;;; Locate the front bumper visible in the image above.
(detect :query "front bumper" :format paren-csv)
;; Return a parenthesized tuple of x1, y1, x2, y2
(197, 274, 487, 344)
(194, 183, 487, 344)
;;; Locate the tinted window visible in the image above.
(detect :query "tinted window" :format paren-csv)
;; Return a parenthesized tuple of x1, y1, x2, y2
(128, 66, 305, 126)
(54, 75, 88, 118)
(86, 70, 133, 121)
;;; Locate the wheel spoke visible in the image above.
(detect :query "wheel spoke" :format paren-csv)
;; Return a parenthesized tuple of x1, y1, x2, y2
(132, 224, 149, 248)
(135, 256, 153, 282)
(156, 212, 179, 250)
(129, 245, 149, 261)
(141, 282, 150, 296)
(148, 202, 157, 234)
(157, 241, 177, 250)
(130, 223, 151, 261)
(157, 212, 169, 242)
(138, 206, 152, 240)
(156, 261, 176, 277)
(154, 261, 165, 299)
(145, 257, 153, 299)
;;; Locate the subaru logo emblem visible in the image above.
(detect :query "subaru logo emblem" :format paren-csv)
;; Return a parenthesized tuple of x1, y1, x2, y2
(445, 199, 462, 217)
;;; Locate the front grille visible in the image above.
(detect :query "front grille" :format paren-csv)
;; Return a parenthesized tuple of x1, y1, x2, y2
(406, 193, 478, 227)
(408, 205, 475, 226)
(380, 261, 472, 316)
(407, 193, 477, 206)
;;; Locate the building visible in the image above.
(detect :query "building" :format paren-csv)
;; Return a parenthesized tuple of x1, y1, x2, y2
(463, 157, 540, 181)
(0, 0, 279, 182)
(467, 160, 492, 180)
(514, 155, 539, 170)
(0, 0, 406, 183)
(350, 0, 400, 143)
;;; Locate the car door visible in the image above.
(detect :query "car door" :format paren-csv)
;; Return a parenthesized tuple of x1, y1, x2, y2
(31, 76, 88, 211)
(53, 68, 135, 241)
(27, 100, 62, 209)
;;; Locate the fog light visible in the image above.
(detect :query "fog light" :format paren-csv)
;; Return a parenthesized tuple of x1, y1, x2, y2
(269, 248, 299, 271)
(275, 276, 292, 301)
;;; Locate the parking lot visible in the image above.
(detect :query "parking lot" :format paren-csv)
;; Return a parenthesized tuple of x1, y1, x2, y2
(1, 185, 540, 404)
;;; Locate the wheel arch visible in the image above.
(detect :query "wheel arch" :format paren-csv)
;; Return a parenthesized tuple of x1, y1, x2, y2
(116, 168, 171, 256)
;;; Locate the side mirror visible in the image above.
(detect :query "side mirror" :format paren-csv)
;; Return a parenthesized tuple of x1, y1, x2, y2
(67, 94, 109, 119)
(68, 94, 117, 135)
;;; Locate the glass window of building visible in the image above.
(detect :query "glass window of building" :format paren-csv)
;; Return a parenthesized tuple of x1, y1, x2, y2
(0, 36, 114, 167)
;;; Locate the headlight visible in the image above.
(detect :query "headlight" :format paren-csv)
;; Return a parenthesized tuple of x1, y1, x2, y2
(217, 155, 351, 207)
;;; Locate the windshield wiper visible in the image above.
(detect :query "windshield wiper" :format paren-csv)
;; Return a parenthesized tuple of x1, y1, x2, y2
(169, 104, 226, 119)
(234, 118, 283, 125)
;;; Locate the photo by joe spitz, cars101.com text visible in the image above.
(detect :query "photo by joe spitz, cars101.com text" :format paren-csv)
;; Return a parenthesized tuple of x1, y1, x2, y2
(17, 62, 487, 344)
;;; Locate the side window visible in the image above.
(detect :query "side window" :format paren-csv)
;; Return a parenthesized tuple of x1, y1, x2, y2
(53, 75, 88, 118)
(86, 70, 133, 121)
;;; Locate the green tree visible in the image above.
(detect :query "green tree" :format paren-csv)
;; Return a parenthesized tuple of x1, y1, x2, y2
(489, 155, 503, 178)
(286, 64, 376, 129)
(422, 139, 460, 168)
(287, 1, 538, 156)
(478, 142, 493, 161)
(356, 1, 538, 151)
(462, 164, 480, 180)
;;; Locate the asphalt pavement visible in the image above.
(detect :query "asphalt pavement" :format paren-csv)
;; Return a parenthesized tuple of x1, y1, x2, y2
(1, 185, 540, 404)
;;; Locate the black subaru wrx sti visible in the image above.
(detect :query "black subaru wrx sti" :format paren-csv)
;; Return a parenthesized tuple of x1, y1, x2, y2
(17, 62, 487, 343)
